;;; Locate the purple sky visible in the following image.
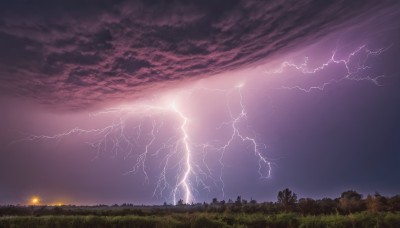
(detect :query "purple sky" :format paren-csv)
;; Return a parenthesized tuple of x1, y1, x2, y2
(1, 1, 400, 205)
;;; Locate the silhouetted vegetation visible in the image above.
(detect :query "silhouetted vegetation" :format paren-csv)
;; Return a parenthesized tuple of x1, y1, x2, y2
(1, 189, 400, 227)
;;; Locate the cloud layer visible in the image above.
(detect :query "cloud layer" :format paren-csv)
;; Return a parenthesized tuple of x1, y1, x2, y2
(0, 0, 392, 109)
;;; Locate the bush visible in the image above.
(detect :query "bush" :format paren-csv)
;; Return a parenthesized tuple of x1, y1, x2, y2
(191, 215, 229, 228)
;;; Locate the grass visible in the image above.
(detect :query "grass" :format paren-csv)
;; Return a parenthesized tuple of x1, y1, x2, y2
(0, 212, 399, 228)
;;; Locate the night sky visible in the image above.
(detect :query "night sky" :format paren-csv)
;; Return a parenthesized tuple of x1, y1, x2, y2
(1, 0, 400, 205)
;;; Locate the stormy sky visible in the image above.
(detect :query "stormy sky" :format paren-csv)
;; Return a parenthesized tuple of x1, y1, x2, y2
(1, 0, 400, 205)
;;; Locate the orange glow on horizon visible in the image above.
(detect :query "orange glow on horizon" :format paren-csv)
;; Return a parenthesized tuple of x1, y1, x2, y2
(30, 196, 40, 205)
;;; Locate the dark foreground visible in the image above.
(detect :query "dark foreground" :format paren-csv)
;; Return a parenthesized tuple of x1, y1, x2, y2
(1, 212, 400, 228)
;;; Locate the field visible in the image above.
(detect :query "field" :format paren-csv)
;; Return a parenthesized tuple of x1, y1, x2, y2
(1, 212, 400, 228)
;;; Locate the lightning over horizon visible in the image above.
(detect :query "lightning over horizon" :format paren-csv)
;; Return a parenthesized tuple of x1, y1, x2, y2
(12, 82, 272, 204)
(10, 43, 389, 205)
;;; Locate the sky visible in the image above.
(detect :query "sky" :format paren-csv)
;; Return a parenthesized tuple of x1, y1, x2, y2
(0, 0, 400, 205)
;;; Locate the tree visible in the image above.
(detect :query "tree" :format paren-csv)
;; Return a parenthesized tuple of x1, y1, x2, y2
(277, 188, 297, 212)
(235, 196, 242, 206)
(388, 195, 400, 211)
(212, 198, 218, 205)
(339, 190, 363, 214)
(366, 194, 383, 213)
(298, 198, 318, 215)
(177, 199, 184, 206)
(316, 198, 338, 215)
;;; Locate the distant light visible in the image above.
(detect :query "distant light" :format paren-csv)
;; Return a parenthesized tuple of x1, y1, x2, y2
(31, 196, 40, 205)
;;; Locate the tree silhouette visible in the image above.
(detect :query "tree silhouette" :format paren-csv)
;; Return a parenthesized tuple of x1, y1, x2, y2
(235, 196, 242, 206)
(339, 190, 363, 214)
(317, 198, 338, 214)
(177, 199, 184, 206)
(277, 188, 297, 212)
(366, 193, 387, 213)
(388, 195, 400, 211)
(298, 198, 317, 215)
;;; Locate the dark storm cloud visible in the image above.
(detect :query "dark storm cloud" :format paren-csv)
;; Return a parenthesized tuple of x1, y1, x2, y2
(0, 0, 394, 109)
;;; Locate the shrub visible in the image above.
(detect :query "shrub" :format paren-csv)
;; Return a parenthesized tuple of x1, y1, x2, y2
(191, 215, 229, 228)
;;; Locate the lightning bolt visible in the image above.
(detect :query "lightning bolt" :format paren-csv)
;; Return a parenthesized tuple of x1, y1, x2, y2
(209, 83, 271, 198)
(267, 44, 390, 92)
(12, 85, 269, 205)
(170, 102, 192, 204)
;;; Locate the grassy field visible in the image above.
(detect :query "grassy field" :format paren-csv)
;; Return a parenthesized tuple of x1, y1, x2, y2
(1, 212, 400, 228)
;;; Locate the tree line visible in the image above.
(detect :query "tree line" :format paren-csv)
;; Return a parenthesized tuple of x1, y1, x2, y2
(1, 189, 399, 216)
(175, 188, 400, 215)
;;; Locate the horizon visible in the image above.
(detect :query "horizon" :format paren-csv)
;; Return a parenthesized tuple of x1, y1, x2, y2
(2, 188, 399, 207)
